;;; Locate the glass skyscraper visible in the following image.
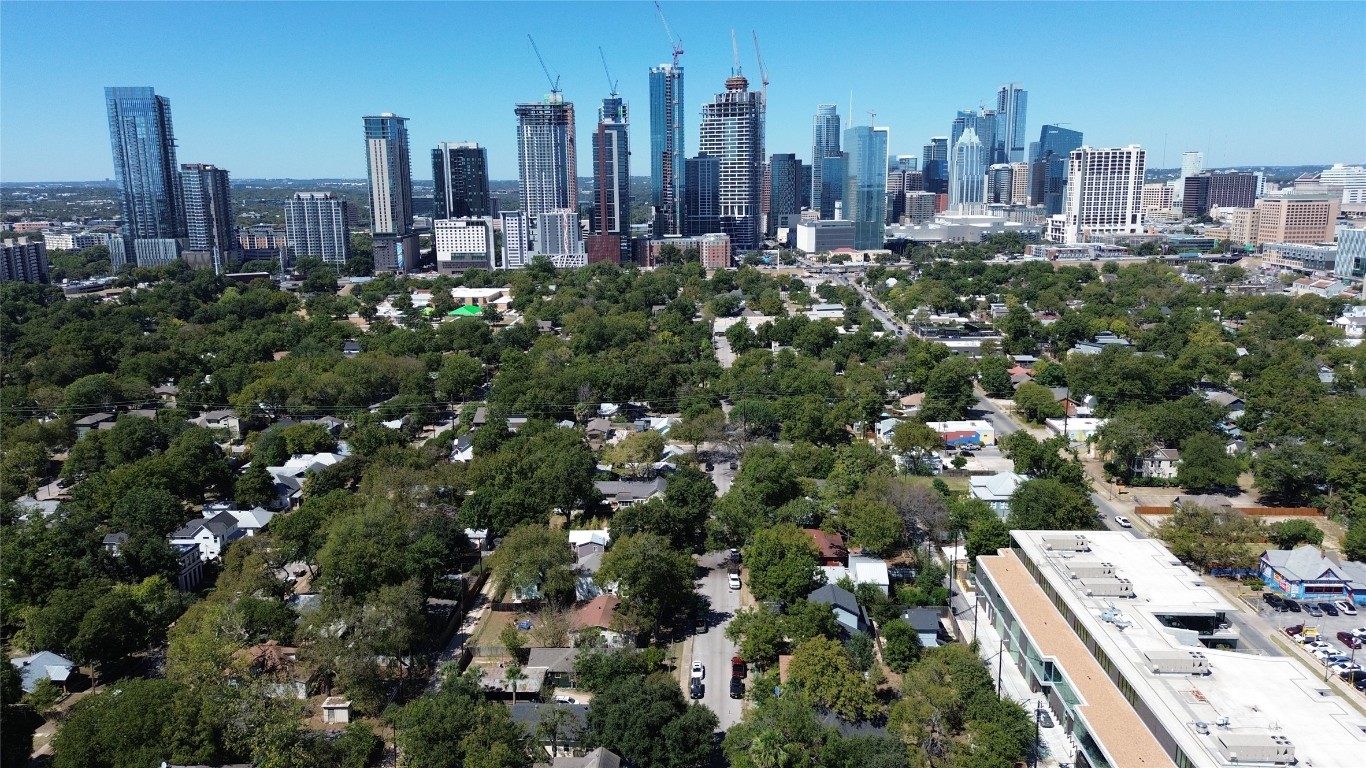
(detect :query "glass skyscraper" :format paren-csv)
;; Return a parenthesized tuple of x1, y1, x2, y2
(515, 96, 577, 246)
(105, 86, 184, 264)
(592, 96, 631, 252)
(432, 142, 491, 219)
(766, 153, 802, 236)
(922, 137, 949, 195)
(810, 104, 841, 216)
(997, 83, 1028, 163)
(180, 163, 236, 274)
(820, 154, 846, 221)
(683, 154, 720, 237)
(363, 114, 414, 236)
(699, 75, 764, 252)
(1033, 125, 1084, 215)
(949, 127, 985, 209)
(843, 126, 890, 250)
(649, 64, 684, 236)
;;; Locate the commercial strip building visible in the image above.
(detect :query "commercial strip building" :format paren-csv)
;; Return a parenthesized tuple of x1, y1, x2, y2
(977, 530, 1366, 768)
(642, 233, 730, 269)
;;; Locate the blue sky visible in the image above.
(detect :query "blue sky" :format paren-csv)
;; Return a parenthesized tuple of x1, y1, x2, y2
(2, 1, 1362, 182)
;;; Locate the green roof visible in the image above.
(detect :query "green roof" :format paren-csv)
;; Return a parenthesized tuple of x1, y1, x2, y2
(448, 305, 484, 317)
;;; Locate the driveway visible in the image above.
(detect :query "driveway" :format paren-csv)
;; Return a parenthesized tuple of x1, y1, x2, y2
(691, 551, 746, 730)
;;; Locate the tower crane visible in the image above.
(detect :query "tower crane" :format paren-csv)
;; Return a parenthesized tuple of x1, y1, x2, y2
(599, 47, 618, 97)
(654, 2, 684, 66)
(730, 29, 742, 76)
(527, 34, 560, 95)
(868, 109, 877, 125)
(751, 31, 769, 106)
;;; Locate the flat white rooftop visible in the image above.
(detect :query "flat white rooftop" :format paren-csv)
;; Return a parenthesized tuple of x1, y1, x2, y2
(1014, 530, 1366, 768)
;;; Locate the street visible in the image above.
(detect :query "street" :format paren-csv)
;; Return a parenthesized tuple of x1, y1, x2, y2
(691, 551, 746, 731)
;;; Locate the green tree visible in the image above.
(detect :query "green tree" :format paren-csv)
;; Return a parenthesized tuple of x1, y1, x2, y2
(921, 357, 978, 421)
(1012, 381, 1064, 424)
(1177, 432, 1240, 493)
(1006, 478, 1097, 531)
(890, 420, 942, 475)
(52, 678, 188, 768)
(2, 649, 39, 768)
(746, 524, 823, 603)
(391, 669, 530, 768)
(977, 356, 1014, 398)
(1268, 519, 1324, 550)
(588, 675, 718, 768)
(436, 351, 484, 402)
(1343, 518, 1366, 562)
(486, 525, 574, 604)
(735, 442, 802, 508)
(786, 636, 881, 721)
(234, 463, 278, 508)
(597, 533, 696, 638)
(838, 496, 902, 555)
(280, 422, 336, 455)
(881, 619, 922, 673)
(602, 430, 666, 478)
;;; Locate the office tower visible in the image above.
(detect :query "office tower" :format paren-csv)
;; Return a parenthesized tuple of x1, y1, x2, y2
(887, 168, 916, 223)
(1, 237, 50, 284)
(979, 110, 1002, 165)
(1142, 183, 1175, 212)
(810, 104, 842, 216)
(699, 74, 764, 251)
(179, 164, 236, 273)
(767, 153, 802, 236)
(922, 137, 949, 194)
(800, 163, 813, 210)
(649, 63, 685, 236)
(1060, 145, 1146, 243)
(433, 217, 495, 274)
(500, 211, 531, 269)
(949, 128, 985, 209)
(820, 154, 846, 220)
(987, 164, 1014, 205)
(515, 96, 577, 248)
(363, 114, 414, 236)
(683, 154, 720, 236)
(904, 192, 937, 224)
(1182, 171, 1258, 218)
(284, 192, 352, 265)
(105, 86, 184, 265)
(592, 96, 631, 261)
(1255, 194, 1339, 245)
(1032, 125, 1084, 216)
(996, 83, 1028, 163)
(536, 210, 585, 268)
(893, 155, 918, 172)
(843, 126, 889, 249)
(1181, 151, 1204, 179)
(432, 142, 491, 219)
(1320, 164, 1366, 204)
(1010, 162, 1031, 205)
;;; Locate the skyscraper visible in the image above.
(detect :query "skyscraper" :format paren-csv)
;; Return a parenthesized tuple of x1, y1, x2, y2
(1183, 171, 1258, 218)
(105, 86, 184, 264)
(515, 96, 577, 248)
(432, 142, 491, 219)
(767, 153, 802, 236)
(179, 163, 236, 274)
(363, 114, 414, 237)
(922, 137, 949, 194)
(949, 127, 985, 209)
(284, 192, 352, 265)
(699, 74, 764, 252)
(810, 104, 842, 216)
(1032, 125, 1084, 216)
(1181, 151, 1205, 179)
(683, 154, 720, 237)
(1, 237, 50, 284)
(500, 211, 531, 269)
(843, 126, 889, 249)
(592, 96, 631, 256)
(1010, 161, 1031, 205)
(820, 154, 847, 220)
(987, 164, 1014, 205)
(1060, 145, 1146, 243)
(996, 83, 1028, 163)
(649, 63, 684, 236)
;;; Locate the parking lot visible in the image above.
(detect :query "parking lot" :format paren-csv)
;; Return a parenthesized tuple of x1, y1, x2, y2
(1255, 592, 1366, 692)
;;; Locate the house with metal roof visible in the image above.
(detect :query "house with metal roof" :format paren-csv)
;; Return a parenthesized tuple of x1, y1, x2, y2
(10, 651, 75, 692)
(1261, 544, 1366, 604)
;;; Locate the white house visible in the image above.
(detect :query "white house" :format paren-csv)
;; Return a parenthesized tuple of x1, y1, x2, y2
(1045, 417, 1105, 446)
(1132, 448, 1181, 480)
(968, 472, 1027, 517)
(169, 511, 243, 561)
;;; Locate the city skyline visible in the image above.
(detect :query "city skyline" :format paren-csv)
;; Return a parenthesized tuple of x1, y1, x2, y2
(2, 2, 1363, 182)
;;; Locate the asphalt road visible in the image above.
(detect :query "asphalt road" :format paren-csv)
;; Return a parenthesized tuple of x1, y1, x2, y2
(692, 551, 746, 731)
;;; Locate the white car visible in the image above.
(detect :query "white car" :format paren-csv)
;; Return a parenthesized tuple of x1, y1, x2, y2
(691, 662, 705, 679)
(1114, 516, 1132, 528)
(728, 573, 741, 590)
(1304, 640, 1333, 652)
(1352, 627, 1366, 639)
(1335, 601, 1357, 616)
(1330, 662, 1361, 676)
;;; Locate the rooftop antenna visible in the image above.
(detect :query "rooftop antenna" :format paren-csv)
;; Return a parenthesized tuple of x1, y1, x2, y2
(848, 91, 854, 129)
(730, 29, 741, 75)
(598, 47, 618, 97)
(527, 34, 561, 95)
(751, 31, 769, 106)
(654, 1, 684, 67)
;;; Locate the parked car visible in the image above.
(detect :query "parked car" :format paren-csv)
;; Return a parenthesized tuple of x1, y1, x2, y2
(1329, 662, 1361, 677)
(690, 679, 704, 699)
(696, 614, 708, 633)
(729, 461, 737, 470)
(705, 462, 714, 471)
(1352, 627, 1366, 638)
(691, 661, 705, 679)
(730, 677, 745, 699)
(1304, 604, 1324, 618)
(1319, 602, 1340, 617)
(1114, 515, 1132, 528)
(1334, 601, 1356, 616)
(553, 695, 577, 704)
(1340, 632, 1365, 649)
(1037, 710, 1055, 728)
(1304, 640, 1333, 652)
(1264, 593, 1285, 608)
(728, 573, 742, 590)
(1284, 624, 1304, 636)
(1323, 654, 1353, 667)
(1285, 600, 1302, 613)
(732, 656, 747, 679)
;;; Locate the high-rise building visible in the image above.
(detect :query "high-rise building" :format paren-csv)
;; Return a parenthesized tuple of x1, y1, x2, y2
(922, 137, 949, 194)
(649, 64, 685, 236)
(1, 237, 50, 284)
(904, 192, 937, 224)
(949, 127, 985, 209)
(810, 104, 842, 216)
(1059, 145, 1146, 244)
(887, 168, 924, 223)
(500, 211, 531, 269)
(843, 126, 889, 249)
(1032, 125, 1084, 216)
(433, 217, 495, 274)
(1142, 183, 1175, 212)
(105, 86, 184, 265)
(683, 154, 720, 237)
(363, 114, 414, 237)
(592, 96, 631, 261)
(1227, 207, 1259, 246)
(515, 96, 577, 248)
(996, 83, 1028, 163)
(536, 210, 585, 268)
(766, 153, 802, 236)
(987, 164, 1014, 205)
(820, 153, 846, 220)
(800, 163, 813, 210)
(1319, 164, 1366, 205)
(1180, 151, 1205, 179)
(893, 155, 918, 172)
(1010, 161, 1031, 205)
(699, 74, 764, 252)
(432, 142, 491, 219)
(1255, 194, 1339, 245)
(179, 163, 236, 274)
(1183, 171, 1258, 218)
(284, 192, 352, 265)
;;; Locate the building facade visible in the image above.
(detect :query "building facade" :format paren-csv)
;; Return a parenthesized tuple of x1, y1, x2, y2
(1255, 194, 1340, 245)
(904, 191, 937, 224)
(1319, 163, 1366, 205)
(1032, 125, 1083, 216)
(949, 127, 985, 209)
(179, 163, 236, 273)
(795, 220, 855, 253)
(284, 192, 352, 265)
(105, 86, 184, 265)
(649, 64, 684, 237)
(1183, 171, 1257, 218)
(810, 104, 841, 216)
(698, 75, 764, 252)
(500, 211, 531, 269)
(766, 153, 802, 236)
(843, 126, 889, 249)
(1142, 182, 1175, 212)
(432, 142, 492, 219)
(1, 237, 50, 283)
(1226, 207, 1259, 246)
(363, 114, 414, 238)
(536, 210, 585, 268)
(516, 96, 577, 249)
(996, 83, 1028, 163)
(1010, 162, 1031, 205)
(1059, 145, 1146, 244)
(987, 164, 1014, 205)
(433, 217, 496, 274)
(591, 96, 631, 261)
(921, 137, 949, 195)
(1335, 225, 1366, 281)
(683, 154, 720, 237)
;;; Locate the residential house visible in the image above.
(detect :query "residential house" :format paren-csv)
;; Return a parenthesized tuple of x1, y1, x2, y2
(511, 702, 591, 758)
(1070, 332, 1133, 356)
(190, 409, 241, 439)
(804, 529, 849, 567)
(102, 531, 130, 556)
(1132, 448, 1181, 480)
(10, 651, 76, 693)
(585, 417, 612, 441)
(594, 478, 667, 509)
(848, 554, 890, 595)
(896, 392, 924, 415)
(552, 747, 622, 768)
(899, 607, 944, 649)
(153, 382, 179, 405)
(968, 472, 1027, 517)
(452, 433, 475, 463)
(569, 594, 628, 647)
(173, 542, 205, 591)
(807, 583, 869, 635)
(74, 411, 114, 438)
(574, 540, 608, 601)
(1201, 390, 1246, 422)
(874, 418, 901, 443)
(567, 530, 611, 548)
(170, 511, 243, 561)
(478, 663, 549, 699)
(465, 528, 490, 552)
(1009, 371, 1034, 388)
(1044, 417, 1105, 447)
(265, 452, 347, 508)
(527, 647, 580, 689)
(231, 641, 308, 699)
(1261, 544, 1366, 605)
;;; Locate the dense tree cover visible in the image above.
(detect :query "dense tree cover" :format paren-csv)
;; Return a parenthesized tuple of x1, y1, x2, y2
(726, 600, 841, 669)
(586, 674, 718, 768)
(597, 532, 697, 638)
(723, 687, 909, 768)
(1156, 504, 1266, 571)
(745, 524, 824, 603)
(786, 636, 882, 721)
(390, 668, 529, 768)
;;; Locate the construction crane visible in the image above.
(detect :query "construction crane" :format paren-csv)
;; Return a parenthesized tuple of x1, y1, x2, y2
(730, 29, 742, 76)
(868, 109, 877, 125)
(527, 34, 560, 95)
(654, 1, 683, 66)
(599, 47, 618, 97)
(751, 31, 769, 105)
